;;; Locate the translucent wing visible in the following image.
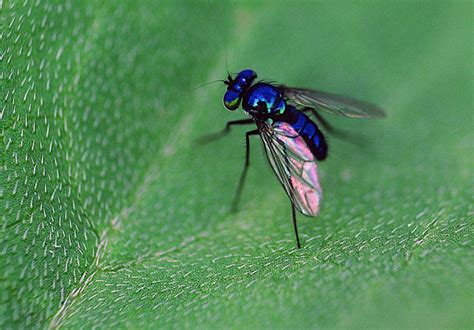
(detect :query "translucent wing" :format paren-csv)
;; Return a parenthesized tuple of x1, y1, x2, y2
(278, 85, 386, 118)
(257, 120, 322, 216)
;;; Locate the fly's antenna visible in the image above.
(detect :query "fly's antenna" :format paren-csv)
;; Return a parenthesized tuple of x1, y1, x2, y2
(225, 46, 233, 82)
(192, 79, 226, 91)
(225, 47, 230, 77)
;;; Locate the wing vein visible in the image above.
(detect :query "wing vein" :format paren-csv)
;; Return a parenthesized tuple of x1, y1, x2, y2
(278, 85, 385, 118)
(257, 121, 321, 216)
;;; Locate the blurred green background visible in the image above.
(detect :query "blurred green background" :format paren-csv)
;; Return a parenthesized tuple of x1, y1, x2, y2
(2, 1, 473, 328)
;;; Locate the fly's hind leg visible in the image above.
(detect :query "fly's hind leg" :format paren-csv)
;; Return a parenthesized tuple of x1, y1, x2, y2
(302, 107, 365, 145)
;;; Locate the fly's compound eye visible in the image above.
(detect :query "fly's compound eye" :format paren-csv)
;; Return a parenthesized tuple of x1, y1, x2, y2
(223, 90, 241, 111)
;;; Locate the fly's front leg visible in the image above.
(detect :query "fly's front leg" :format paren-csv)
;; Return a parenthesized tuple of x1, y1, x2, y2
(198, 118, 254, 145)
(231, 129, 259, 213)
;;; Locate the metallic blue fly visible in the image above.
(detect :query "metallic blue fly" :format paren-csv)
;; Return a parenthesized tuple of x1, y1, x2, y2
(204, 69, 385, 248)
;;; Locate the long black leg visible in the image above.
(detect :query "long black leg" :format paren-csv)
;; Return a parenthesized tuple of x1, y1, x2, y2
(282, 137, 302, 249)
(302, 107, 353, 139)
(291, 203, 301, 249)
(198, 118, 254, 144)
(303, 107, 368, 148)
(231, 129, 259, 213)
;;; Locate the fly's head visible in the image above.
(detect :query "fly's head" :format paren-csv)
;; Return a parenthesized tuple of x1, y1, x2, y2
(223, 69, 257, 111)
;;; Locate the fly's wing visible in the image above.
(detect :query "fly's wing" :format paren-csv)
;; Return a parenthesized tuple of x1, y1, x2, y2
(257, 120, 322, 216)
(278, 85, 385, 118)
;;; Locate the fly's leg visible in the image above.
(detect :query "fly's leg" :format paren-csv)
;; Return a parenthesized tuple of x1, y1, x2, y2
(291, 203, 301, 249)
(198, 119, 254, 144)
(302, 107, 365, 144)
(283, 140, 301, 249)
(302, 107, 348, 138)
(231, 129, 259, 213)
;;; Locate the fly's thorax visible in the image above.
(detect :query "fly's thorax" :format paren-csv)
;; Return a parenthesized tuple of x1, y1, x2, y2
(242, 83, 287, 119)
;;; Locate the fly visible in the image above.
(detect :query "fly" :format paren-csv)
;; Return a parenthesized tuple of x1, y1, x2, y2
(202, 69, 385, 248)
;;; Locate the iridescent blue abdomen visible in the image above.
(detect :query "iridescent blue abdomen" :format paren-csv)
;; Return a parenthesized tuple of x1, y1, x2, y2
(283, 106, 328, 160)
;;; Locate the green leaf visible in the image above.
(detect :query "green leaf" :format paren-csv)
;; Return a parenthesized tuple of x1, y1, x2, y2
(2, 1, 473, 328)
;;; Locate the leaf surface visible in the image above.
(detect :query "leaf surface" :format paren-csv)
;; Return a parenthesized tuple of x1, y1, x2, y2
(2, 1, 473, 328)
